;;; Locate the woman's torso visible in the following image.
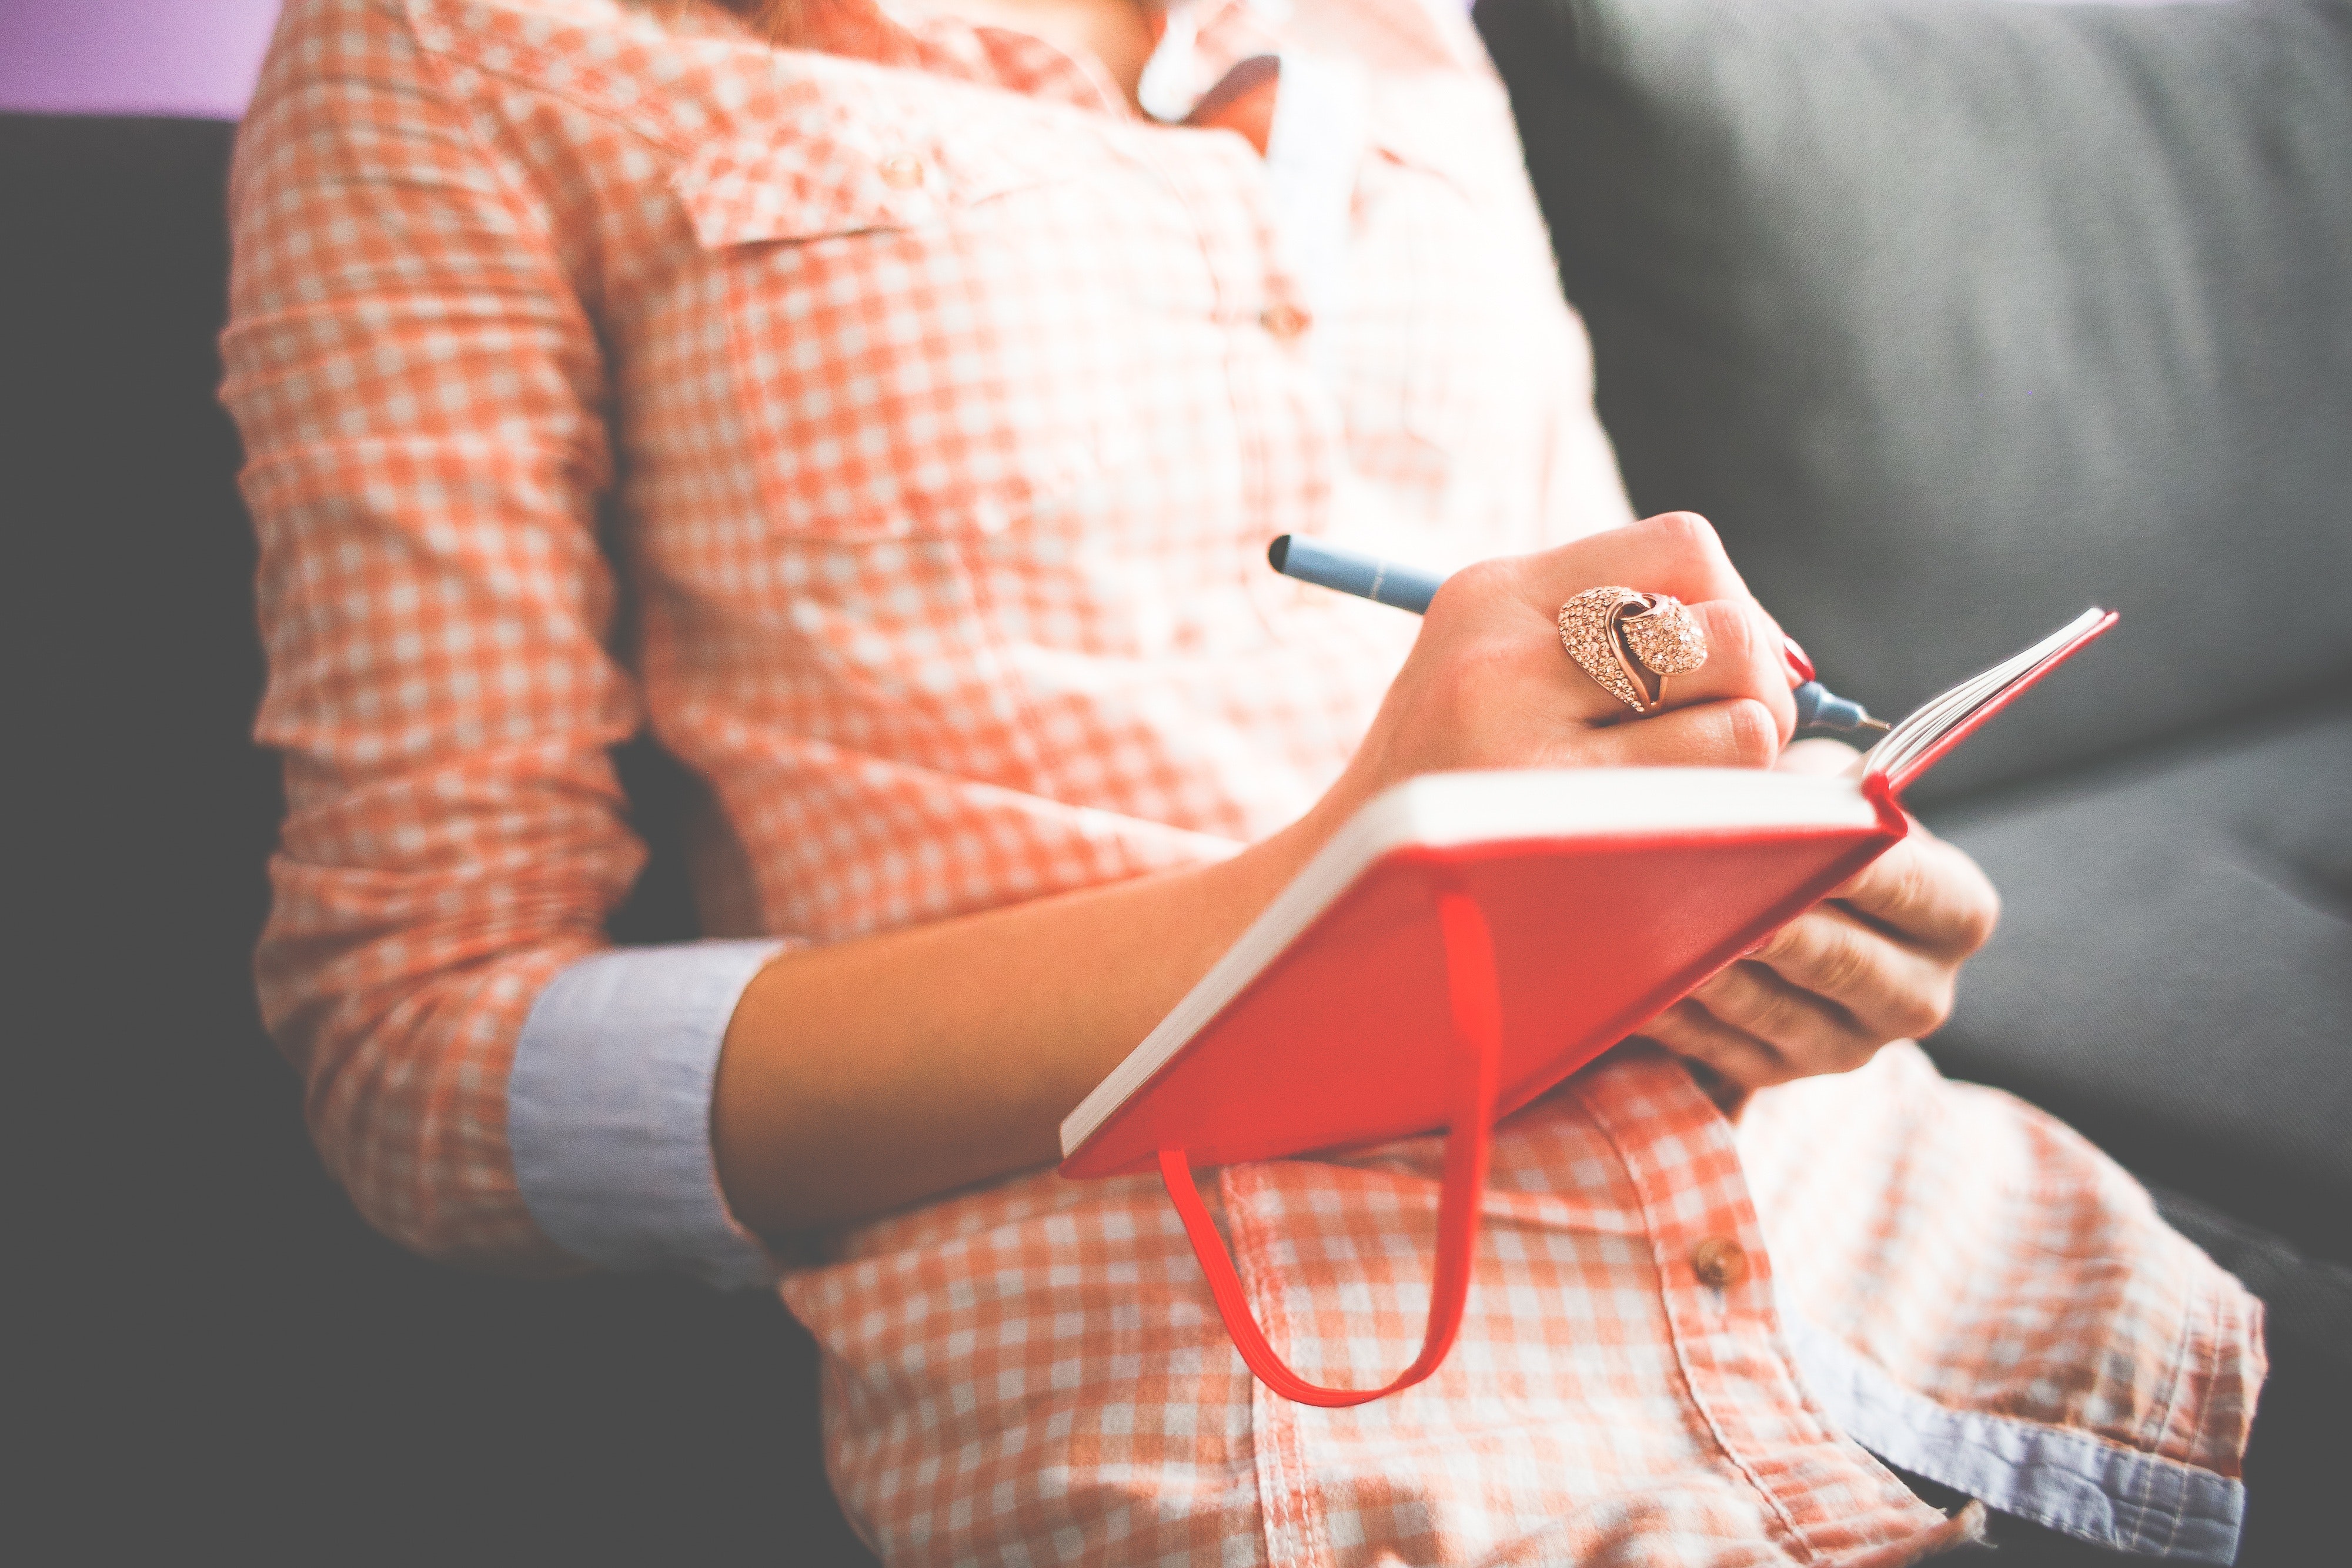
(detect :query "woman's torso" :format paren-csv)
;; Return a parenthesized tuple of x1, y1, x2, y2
(432, 0, 1635, 939)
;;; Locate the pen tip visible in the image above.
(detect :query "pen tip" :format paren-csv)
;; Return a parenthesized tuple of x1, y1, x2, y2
(1267, 536, 1291, 572)
(1860, 717, 1891, 732)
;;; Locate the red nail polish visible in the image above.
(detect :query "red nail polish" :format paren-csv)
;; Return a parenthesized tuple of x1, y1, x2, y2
(1782, 634, 1816, 684)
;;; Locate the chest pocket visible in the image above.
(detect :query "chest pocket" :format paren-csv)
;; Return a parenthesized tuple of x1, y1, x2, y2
(672, 106, 1142, 543)
(1335, 85, 1578, 482)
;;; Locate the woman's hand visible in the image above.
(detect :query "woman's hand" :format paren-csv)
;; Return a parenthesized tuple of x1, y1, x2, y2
(1315, 512, 1798, 831)
(1639, 824, 2001, 1090)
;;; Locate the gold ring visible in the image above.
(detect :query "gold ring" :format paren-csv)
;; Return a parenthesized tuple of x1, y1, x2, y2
(1558, 587, 1709, 714)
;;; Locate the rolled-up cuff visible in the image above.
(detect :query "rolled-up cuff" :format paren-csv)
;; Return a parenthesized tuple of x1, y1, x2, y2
(509, 940, 787, 1289)
(1785, 1309, 2246, 1563)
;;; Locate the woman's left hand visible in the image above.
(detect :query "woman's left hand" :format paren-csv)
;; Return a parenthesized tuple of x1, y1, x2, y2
(1638, 823, 2001, 1091)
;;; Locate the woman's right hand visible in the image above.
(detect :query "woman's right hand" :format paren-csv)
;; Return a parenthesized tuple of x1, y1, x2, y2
(717, 512, 1803, 1231)
(1315, 512, 1800, 829)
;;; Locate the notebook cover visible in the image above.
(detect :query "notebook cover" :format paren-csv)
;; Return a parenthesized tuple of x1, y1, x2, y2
(1060, 811, 1902, 1179)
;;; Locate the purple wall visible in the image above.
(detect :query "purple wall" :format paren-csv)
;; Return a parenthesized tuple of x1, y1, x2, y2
(0, 0, 2219, 122)
(0, 0, 281, 119)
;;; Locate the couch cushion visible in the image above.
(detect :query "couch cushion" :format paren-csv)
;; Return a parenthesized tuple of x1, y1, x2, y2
(2147, 1182, 2352, 1377)
(1476, 0, 2352, 801)
(1927, 701, 2351, 1269)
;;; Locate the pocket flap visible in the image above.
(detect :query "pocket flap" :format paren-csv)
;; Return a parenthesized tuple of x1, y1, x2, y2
(674, 108, 1047, 248)
(1362, 73, 1519, 205)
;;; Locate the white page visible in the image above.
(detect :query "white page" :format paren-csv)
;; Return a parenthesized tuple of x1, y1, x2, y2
(1863, 608, 2110, 781)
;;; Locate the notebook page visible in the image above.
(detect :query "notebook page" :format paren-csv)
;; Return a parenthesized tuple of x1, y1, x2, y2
(1863, 608, 2112, 781)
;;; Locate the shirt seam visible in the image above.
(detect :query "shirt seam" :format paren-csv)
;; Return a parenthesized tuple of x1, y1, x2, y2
(2154, 1269, 2226, 1556)
(2127, 1226, 2205, 1553)
(405, 0, 703, 155)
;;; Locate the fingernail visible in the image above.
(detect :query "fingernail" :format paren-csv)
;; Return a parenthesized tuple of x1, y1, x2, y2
(1781, 634, 1816, 684)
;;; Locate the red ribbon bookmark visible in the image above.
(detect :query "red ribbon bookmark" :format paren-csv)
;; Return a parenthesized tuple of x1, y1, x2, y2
(1157, 886, 1501, 1407)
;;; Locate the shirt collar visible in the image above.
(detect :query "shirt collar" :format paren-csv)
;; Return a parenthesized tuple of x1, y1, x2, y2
(780, 0, 1138, 116)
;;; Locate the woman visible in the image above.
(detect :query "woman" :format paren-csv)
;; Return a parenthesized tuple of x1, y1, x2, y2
(222, 1, 2260, 1562)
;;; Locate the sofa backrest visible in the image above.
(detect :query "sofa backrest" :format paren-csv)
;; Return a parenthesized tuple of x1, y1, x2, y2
(1479, 0, 2352, 800)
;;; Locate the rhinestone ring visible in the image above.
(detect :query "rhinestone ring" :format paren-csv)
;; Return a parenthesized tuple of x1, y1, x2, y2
(1558, 587, 1710, 715)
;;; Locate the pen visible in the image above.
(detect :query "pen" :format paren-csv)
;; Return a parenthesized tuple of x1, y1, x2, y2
(1267, 534, 1889, 733)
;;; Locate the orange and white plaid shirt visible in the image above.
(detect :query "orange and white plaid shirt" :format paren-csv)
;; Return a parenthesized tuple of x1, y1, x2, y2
(223, 1, 2263, 1562)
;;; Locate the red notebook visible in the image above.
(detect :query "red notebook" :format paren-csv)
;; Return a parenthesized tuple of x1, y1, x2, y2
(1058, 609, 2117, 1407)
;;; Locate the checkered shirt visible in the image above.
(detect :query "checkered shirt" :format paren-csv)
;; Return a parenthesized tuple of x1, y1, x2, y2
(222, 1, 2263, 1562)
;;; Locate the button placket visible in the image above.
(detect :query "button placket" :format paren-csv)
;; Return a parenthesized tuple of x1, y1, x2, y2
(1572, 1048, 1896, 1559)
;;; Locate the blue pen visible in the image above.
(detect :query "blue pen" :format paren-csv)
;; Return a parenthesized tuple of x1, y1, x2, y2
(1267, 534, 1889, 733)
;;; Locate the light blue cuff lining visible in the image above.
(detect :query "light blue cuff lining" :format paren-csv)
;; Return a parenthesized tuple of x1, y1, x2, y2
(510, 940, 786, 1290)
(1784, 1311, 2244, 1563)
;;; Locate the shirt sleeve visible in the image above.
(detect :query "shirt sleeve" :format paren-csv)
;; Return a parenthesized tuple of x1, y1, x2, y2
(509, 941, 786, 1288)
(222, 0, 736, 1273)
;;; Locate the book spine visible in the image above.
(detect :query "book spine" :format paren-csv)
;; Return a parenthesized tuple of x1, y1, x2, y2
(1863, 771, 1910, 831)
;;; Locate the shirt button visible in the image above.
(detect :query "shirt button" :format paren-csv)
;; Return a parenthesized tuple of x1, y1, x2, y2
(1259, 303, 1311, 341)
(1690, 1236, 1749, 1289)
(878, 153, 926, 190)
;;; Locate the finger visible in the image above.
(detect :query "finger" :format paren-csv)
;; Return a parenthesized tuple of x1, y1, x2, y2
(1775, 737, 1863, 777)
(1579, 697, 1781, 771)
(1832, 834, 2001, 959)
(1506, 572, 1795, 740)
(1522, 511, 1755, 613)
(1638, 597, 1797, 743)
(1690, 959, 1882, 1076)
(1745, 905, 1953, 1044)
(1635, 998, 1792, 1091)
(1531, 594, 1787, 734)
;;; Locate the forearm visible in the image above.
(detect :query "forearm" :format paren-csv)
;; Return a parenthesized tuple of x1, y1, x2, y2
(711, 800, 1348, 1234)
